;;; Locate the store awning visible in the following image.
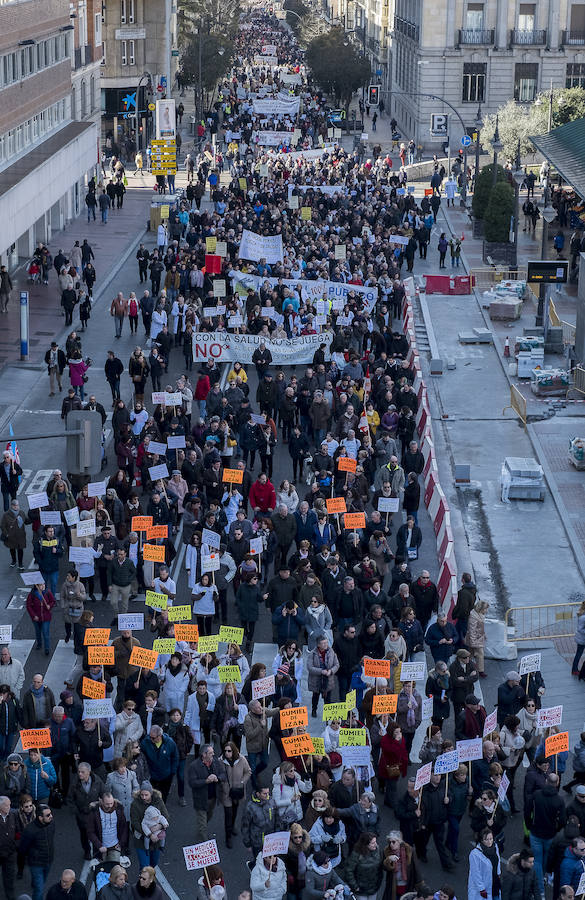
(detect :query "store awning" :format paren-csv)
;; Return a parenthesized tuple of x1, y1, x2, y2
(530, 118, 585, 202)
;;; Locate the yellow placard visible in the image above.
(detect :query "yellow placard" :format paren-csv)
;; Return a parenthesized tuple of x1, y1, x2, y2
(145, 590, 168, 610)
(152, 639, 176, 654)
(87, 646, 115, 666)
(280, 706, 308, 729)
(345, 690, 357, 711)
(84, 628, 111, 646)
(167, 605, 192, 622)
(160, 205, 170, 219)
(217, 665, 242, 683)
(322, 703, 348, 721)
(301, 206, 312, 220)
(198, 635, 220, 653)
(206, 236, 217, 253)
(238, 178, 247, 191)
(219, 626, 245, 645)
(311, 737, 326, 755)
(339, 728, 367, 746)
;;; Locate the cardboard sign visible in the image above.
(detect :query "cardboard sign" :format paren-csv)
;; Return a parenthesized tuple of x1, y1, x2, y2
(153, 639, 176, 654)
(143, 544, 166, 562)
(400, 661, 426, 682)
(311, 737, 326, 755)
(197, 635, 220, 653)
(21, 728, 52, 750)
(372, 693, 398, 715)
(344, 512, 366, 530)
(131, 516, 153, 532)
(129, 647, 158, 670)
(252, 675, 275, 700)
(202, 528, 221, 549)
(26, 491, 49, 509)
(340, 746, 371, 767)
(518, 653, 541, 675)
(167, 605, 192, 622)
(545, 731, 569, 757)
(81, 677, 106, 699)
(87, 646, 115, 666)
(282, 734, 315, 757)
(537, 705, 563, 728)
(262, 831, 291, 857)
(183, 839, 220, 870)
(483, 709, 498, 737)
(145, 590, 168, 610)
(201, 553, 220, 573)
(456, 738, 483, 762)
(378, 497, 400, 513)
(322, 702, 349, 720)
(422, 697, 434, 720)
(414, 762, 432, 790)
(87, 480, 106, 498)
(434, 749, 460, 775)
(249, 536, 263, 555)
(217, 665, 242, 683)
(498, 771, 510, 803)
(337, 457, 357, 473)
(84, 628, 111, 646)
(280, 706, 308, 729)
(82, 699, 115, 719)
(219, 626, 245, 644)
(339, 728, 366, 746)
(146, 525, 168, 541)
(148, 463, 169, 481)
(174, 624, 199, 642)
(363, 658, 391, 679)
(223, 468, 244, 484)
(326, 497, 347, 515)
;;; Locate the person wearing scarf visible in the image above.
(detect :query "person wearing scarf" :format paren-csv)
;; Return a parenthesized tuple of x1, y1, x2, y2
(305, 850, 346, 900)
(285, 823, 311, 900)
(396, 683, 422, 756)
(382, 830, 423, 900)
(309, 807, 346, 868)
(455, 693, 487, 741)
(468, 828, 502, 900)
(378, 724, 409, 809)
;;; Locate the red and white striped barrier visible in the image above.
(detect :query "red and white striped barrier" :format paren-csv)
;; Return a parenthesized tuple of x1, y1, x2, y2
(436, 514, 453, 563)
(416, 399, 430, 437)
(437, 544, 458, 605)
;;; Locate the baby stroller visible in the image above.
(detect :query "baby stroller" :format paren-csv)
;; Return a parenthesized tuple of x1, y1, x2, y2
(27, 259, 41, 284)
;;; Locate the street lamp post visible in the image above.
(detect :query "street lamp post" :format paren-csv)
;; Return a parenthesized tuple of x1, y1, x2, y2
(536, 203, 558, 326)
(491, 115, 503, 187)
(473, 102, 483, 194)
(511, 140, 524, 273)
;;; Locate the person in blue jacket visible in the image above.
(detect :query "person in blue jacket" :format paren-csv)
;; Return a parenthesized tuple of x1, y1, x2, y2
(140, 725, 178, 802)
(559, 837, 585, 892)
(33, 526, 64, 598)
(272, 600, 306, 645)
(24, 748, 57, 802)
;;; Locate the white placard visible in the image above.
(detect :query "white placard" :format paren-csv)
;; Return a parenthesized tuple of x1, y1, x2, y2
(252, 675, 275, 700)
(250, 414, 266, 425)
(483, 708, 498, 737)
(577, 873, 585, 898)
(239, 229, 283, 264)
(152, 392, 166, 406)
(202, 528, 221, 549)
(63, 507, 80, 527)
(165, 392, 183, 407)
(249, 536, 263, 555)
(215, 242, 227, 257)
(422, 697, 434, 720)
(228, 314, 243, 327)
(0, 625, 12, 643)
(537, 705, 563, 728)
(261, 307, 274, 319)
(414, 762, 432, 790)
(456, 738, 483, 762)
(262, 831, 290, 857)
(76, 519, 96, 538)
(183, 840, 220, 870)
(69, 547, 94, 564)
(315, 315, 327, 327)
(334, 244, 347, 260)
(498, 771, 510, 803)
(519, 653, 541, 675)
(118, 613, 144, 631)
(87, 480, 106, 498)
(149, 463, 169, 481)
(40, 511, 61, 526)
(83, 699, 115, 719)
(433, 749, 460, 775)
(203, 307, 218, 318)
(399, 661, 426, 681)
(201, 553, 220, 573)
(215, 305, 227, 315)
(26, 491, 49, 509)
(167, 435, 186, 450)
(340, 746, 371, 767)
(20, 570, 43, 586)
(213, 280, 227, 298)
(378, 497, 400, 513)
(288, 196, 299, 210)
(148, 440, 167, 455)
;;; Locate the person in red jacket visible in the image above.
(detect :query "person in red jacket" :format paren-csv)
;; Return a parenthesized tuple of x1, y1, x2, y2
(195, 373, 210, 419)
(26, 582, 57, 655)
(378, 721, 409, 809)
(249, 473, 276, 518)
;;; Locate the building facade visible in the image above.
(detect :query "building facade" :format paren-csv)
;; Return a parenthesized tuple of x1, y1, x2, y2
(70, 0, 103, 136)
(0, 0, 97, 269)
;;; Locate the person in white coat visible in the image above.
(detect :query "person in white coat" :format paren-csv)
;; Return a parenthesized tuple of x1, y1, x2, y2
(271, 760, 312, 827)
(149, 304, 167, 342)
(468, 829, 502, 900)
(106, 756, 139, 818)
(158, 653, 191, 712)
(445, 177, 457, 207)
(250, 853, 287, 900)
(113, 700, 144, 756)
(219, 644, 250, 684)
(0, 647, 24, 697)
(272, 643, 304, 705)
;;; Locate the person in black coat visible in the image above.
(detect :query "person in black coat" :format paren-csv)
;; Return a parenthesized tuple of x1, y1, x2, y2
(395, 517, 422, 561)
(19, 805, 55, 895)
(0, 452, 22, 513)
(497, 672, 526, 727)
(403, 473, 420, 523)
(46, 870, 88, 900)
(288, 427, 310, 482)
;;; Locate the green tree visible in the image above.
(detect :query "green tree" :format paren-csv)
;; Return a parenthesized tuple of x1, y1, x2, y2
(305, 28, 371, 114)
(483, 181, 515, 243)
(180, 32, 233, 94)
(177, 0, 240, 47)
(472, 163, 508, 220)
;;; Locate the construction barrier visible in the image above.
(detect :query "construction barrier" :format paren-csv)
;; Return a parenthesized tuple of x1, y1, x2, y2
(502, 385, 527, 428)
(416, 400, 430, 437)
(436, 517, 453, 564)
(450, 275, 472, 294)
(423, 468, 440, 508)
(424, 274, 452, 294)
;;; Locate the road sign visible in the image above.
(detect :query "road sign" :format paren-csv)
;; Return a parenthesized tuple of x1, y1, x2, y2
(461, 134, 472, 147)
(527, 260, 568, 284)
(148, 103, 156, 111)
(430, 113, 449, 138)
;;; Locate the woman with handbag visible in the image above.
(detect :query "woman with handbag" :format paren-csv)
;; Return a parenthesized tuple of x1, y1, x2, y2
(378, 722, 409, 809)
(272, 760, 312, 828)
(219, 740, 251, 848)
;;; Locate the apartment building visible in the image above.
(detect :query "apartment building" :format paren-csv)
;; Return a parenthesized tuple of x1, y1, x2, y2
(0, 0, 97, 269)
(70, 0, 103, 134)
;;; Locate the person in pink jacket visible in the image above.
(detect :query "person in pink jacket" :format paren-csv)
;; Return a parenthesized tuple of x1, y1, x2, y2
(68, 352, 89, 402)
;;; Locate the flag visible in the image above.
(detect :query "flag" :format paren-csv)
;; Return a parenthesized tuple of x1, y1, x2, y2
(6, 423, 19, 466)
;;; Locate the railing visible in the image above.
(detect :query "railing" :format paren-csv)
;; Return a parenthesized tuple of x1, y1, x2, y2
(458, 28, 495, 44)
(562, 29, 585, 45)
(549, 298, 576, 346)
(469, 266, 529, 292)
(393, 15, 419, 41)
(502, 385, 527, 428)
(505, 602, 581, 641)
(510, 28, 547, 45)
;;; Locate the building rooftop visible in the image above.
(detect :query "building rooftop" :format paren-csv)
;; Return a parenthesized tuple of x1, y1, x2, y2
(0, 121, 93, 199)
(530, 118, 585, 202)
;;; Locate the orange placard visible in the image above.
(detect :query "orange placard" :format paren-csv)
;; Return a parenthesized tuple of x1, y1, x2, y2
(372, 693, 398, 715)
(131, 516, 153, 532)
(282, 734, 315, 757)
(222, 468, 244, 484)
(21, 728, 52, 750)
(344, 512, 366, 530)
(84, 628, 111, 646)
(81, 677, 106, 699)
(424, 188, 434, 196)
(363, 658, 392, 678)
(280, 706, 309, 729)
(337, 457, 357, 473)
(142, 543, 166, 562)
(174, 624, 200, 642)
(87, 645, 115, 666)
(146, 525, 168, 540)
(326, 497, 347, 515)
(129, 646, 159, 670)
(545, 731, 569, 757)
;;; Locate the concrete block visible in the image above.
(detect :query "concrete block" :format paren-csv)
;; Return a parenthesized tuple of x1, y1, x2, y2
(430, 357, 443, 375)
(454, 464, 471, 483)
(446, 357, 456, 370)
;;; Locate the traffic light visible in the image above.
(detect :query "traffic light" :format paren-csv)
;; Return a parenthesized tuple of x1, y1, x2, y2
(368, 85, 380, 107)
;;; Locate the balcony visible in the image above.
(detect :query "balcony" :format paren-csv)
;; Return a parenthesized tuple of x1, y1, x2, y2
(393, 15, 419, 41)
(510, 28, 547, 45)
(74, 46, 82, 69)
(561, 29, 585, 45)
(457, 28, 495, 45)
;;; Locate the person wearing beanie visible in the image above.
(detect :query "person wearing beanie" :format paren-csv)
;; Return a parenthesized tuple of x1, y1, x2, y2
(304, 850, 346, 900)
(455, 694, 487, 741)
(496, 672, 525, 727)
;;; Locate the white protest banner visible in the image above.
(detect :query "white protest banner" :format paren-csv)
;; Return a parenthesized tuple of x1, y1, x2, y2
(118, 613, 144, 631)
(537, 705, 563, 728)
(83, 698, 115, 719)
(26, 492, 49, 509)
(287, 183, 347, 196)
(324, 281, 378, 313)
(252, 675, 275, 700)
(422, 697, 434, 720)
(201, 553, 220, 573)
(262, 831, 291, 857)
(519, 653, 541, 675)
(63, 507, 80, 527)
(239, 229, 284, 264)
(69, 547, 94, 565)
(148, 463, 169, 481)
(20, 571, 43, 586)
(261, 43, 277, 54)
(87, 480, 106, 498)
(280, 72, 302, 85)
(191, 331, 333, 366)
(147, 440, 167, 456)
(76, 519, 96, 538)
(400, 661, 426, 681)
(456, 738, 483, 763)
(434, 749, 460, 775)
(40, 511, 62, 526)
(0, 625, 12, 643)
(253, 98, 300, 116)
(285, 146, 336, 161)
(340, 746, 371, 767)
(415, 762, 432, 790)
(378, 497, 400, 513)
(389, 235, 409, 246)
(483, 708, 498, 737)
(253, 54, 278, 66)
(249, 537, 263, 556)
(167, 435, 186, 450)
(183, 840, 220, 870)
(202, 528, 221, 550)
(252, 130, 292, 146)
(152, 392, 166, 406)
(498, 771, 510, 803)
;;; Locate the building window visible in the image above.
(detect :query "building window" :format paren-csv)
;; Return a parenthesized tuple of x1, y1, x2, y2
(518, 2, 535, 31)
(121, 40, 127, 65)
(121, 0, 134, 23)
(566, 62, 585, 86)
(90, 75, 95, 111)
(462, 62, 486, 101)
(465, 2, 484, 29)
(128, 39, 135, 65)
(95, 12, 102, 45)
(514, 62, 538, 100)
(81, 80, 87, 117)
